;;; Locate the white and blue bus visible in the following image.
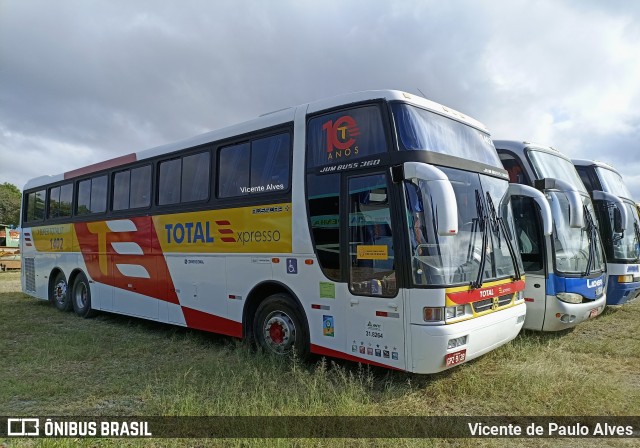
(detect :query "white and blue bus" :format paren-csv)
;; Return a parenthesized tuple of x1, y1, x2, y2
(573, 159, 640, 305)
(494, 141, 607, 331)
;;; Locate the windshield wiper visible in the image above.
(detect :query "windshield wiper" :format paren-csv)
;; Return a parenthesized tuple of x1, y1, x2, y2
(583, 204, 598, 276)
(470, 190, 488, 289)
(486, 192, 522, 281)
(633, 221, 640, 261)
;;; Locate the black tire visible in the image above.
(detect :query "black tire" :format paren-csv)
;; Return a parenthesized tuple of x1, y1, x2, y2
(71, 272, 96, 318)
(50, 271, 72, 311)
(253, 293, 309, 359)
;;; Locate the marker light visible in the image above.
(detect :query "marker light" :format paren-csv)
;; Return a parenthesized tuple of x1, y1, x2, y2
(618, 275, 634, 283)
(423, 307, 443, 322)
(557, 292, 583, 304)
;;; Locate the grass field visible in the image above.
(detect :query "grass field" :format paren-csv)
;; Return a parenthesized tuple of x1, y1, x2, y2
(1, 271, 638, 447)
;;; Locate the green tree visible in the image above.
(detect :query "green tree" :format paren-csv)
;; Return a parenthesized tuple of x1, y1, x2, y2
(0, 182, 22, 227)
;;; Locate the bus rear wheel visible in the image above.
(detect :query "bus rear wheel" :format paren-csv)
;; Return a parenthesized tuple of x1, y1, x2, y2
(254, 294, 309, 359)
(72, 272, 96, 318)
(50, 271, 72, 311)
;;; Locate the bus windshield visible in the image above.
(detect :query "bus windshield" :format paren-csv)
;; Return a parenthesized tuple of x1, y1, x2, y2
(405, 167, 522, 286)
(596, 167, 633, 200)
(528, 150, 587, 193)
(392, 103, 502, 168)
(548, 192, 606, 274)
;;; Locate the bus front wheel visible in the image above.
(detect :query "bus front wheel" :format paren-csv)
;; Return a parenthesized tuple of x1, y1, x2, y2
(50, 271, 72, 311)
(72, 272, 96, 318)
(254, 294, 309, 359)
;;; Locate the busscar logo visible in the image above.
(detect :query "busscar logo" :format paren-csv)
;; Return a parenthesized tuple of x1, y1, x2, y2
(322, 115, 360, 160)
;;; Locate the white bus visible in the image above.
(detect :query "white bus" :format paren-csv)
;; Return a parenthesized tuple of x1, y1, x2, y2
(573, 159, 640, 305)
(21, 90, 550, 373)
(495, 141, 608, 331)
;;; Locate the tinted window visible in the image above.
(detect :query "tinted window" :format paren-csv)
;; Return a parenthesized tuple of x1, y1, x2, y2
(26, 190, 45, 222)
(130, 165, 151, 208)
(77, 180, 91, 215)
(159, 153, 210, 205)
(393, 103, 501, 168)
(307, 173, 341, 281)
(158, 158, 181, 205)
(307, 105, 387, 169)
(112, 170, 131, 210)
(218, 134, 291, 199)
(251, 134, 290, 190)
(48, 186, 60, 218)
(59, 183, 73, 217)
(181, 152, 210, 202)
(91, 176, 107, 213)
(77, 175, 107, 215)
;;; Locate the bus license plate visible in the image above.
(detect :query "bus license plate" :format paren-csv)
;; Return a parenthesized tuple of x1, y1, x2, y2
(589, 308, 599, 319)
(445, 349, 467, 367)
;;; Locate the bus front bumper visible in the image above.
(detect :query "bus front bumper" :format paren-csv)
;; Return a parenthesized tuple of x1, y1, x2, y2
(409, 303, 526, 374)
(542, 295, 607, 332)
(605, 276, 640, 305)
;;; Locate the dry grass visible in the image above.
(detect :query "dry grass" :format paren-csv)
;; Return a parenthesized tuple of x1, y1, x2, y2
(1, 271, 638, 447)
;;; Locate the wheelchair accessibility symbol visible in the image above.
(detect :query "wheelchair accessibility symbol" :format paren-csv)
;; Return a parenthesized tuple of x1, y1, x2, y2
(286, 258, 298, 274)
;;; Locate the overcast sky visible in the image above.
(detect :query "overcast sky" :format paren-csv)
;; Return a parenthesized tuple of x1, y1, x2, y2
(1, 0, 639, 198)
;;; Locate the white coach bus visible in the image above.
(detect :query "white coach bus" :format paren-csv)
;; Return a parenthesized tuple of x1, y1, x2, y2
(21, 90, 550, 373)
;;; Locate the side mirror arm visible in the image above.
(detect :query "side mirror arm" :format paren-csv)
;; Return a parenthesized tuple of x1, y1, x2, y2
(593, 190, 628, 231)
(502, 183, 553, 236)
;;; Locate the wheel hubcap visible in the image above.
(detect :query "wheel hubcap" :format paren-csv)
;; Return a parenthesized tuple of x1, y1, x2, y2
(263, 311, 296, 354)
(54, 280, 67, 304)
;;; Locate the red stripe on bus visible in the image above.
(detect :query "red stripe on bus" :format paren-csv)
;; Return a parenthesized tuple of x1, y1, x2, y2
(221, 237, 236, 242)
(215, 220, 231, 225)
(447, 280, 525, 305)
(310, 345, 403, 371)
(182, 307, 243, 338)
(218, 229, 234, 234)
(64, 153, 137, 180)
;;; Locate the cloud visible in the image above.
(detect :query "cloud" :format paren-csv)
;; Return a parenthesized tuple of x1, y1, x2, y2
(1, 0, 639, 199)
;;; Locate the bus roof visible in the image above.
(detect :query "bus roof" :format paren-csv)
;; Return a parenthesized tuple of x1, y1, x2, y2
(493, 140, 572, 162)
(572, 158, 618, 173)
(23, 90, 488, 190)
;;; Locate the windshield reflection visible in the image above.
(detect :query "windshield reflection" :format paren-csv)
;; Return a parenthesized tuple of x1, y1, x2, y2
(405, 167, 522, 286)
(548, 192, 606, 274)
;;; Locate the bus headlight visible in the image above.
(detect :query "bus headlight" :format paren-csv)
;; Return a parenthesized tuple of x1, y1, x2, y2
(557, 292, 583, 304)
(618, 275, 634, 283)
(445, 304, 472, 321)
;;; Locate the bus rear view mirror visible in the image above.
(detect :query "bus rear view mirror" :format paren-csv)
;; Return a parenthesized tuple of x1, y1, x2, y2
(593, 190, 628, 232)
(403, 162, 458, 236)
(534, 178, 584, 229)
(501, 183, 553, 236)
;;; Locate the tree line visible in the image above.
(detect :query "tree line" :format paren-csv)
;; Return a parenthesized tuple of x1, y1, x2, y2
(0, 182, 21, 227)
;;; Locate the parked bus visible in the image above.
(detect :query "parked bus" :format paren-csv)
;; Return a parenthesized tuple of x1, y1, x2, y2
(20, 90, 551, 374)
(494, 141, 607, 331)
(573, 159, 640, 305)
